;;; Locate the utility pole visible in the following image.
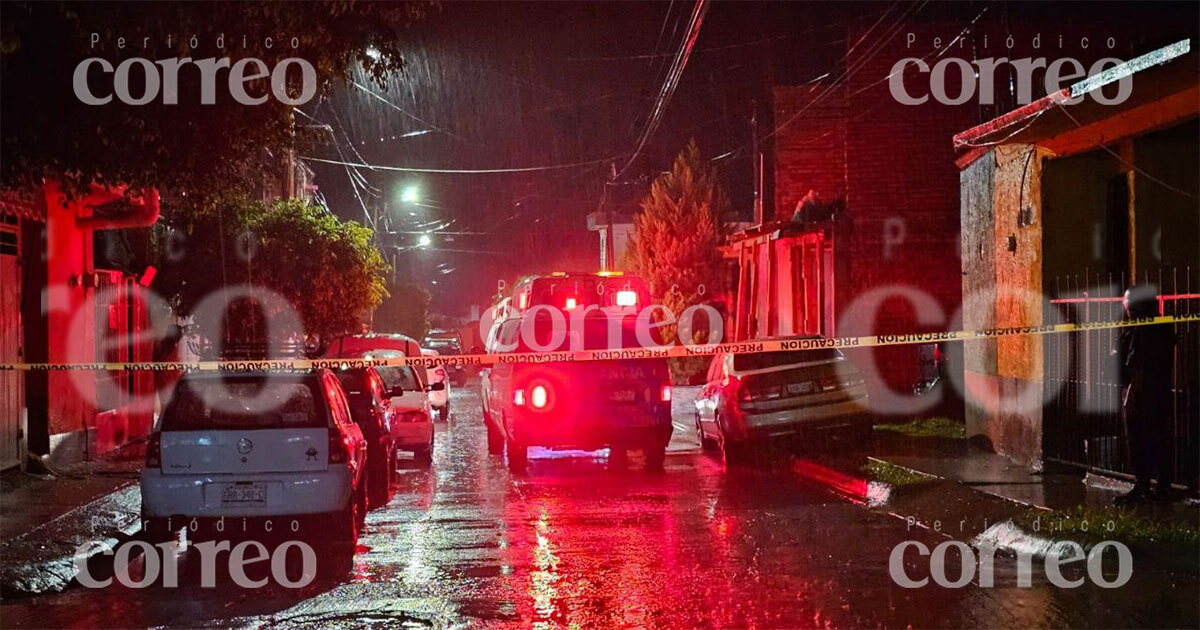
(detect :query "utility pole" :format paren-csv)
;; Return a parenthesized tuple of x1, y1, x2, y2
(751, 99, 763, 226)
(603, 162, 618, 271)
(285, 110, 296, 200)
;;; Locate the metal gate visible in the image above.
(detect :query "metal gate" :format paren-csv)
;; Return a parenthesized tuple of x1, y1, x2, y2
(1043, 267, 1199, 486)
(93, 271, 155, 453)
(0, 214, 22, 469)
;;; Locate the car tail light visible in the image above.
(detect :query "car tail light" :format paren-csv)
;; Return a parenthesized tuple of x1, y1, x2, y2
(145, 432, 161, 468)
(328, 427, 351, 464)
(736, 378, 752, 402)
(615, 290, 637, 307)
(513, 389, 526, 406)
(530, 384, 549, 409)
(660, 385, 672, 402)
(819, 376, 843, 392)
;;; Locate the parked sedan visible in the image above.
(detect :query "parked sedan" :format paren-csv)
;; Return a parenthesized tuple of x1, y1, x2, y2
(422, 348, 452, 421)
(140, 370, 369, 576)
(376, 362, 441, 466)
(334, 367, 397, 509)
(694, 345, 871, 463)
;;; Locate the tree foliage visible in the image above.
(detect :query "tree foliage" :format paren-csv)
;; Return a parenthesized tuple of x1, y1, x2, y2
(625, 140, 729, 340)
(155, 197, 389, 345)
(625, 140, 730, 381)
(0, 1, 429, 200)
(373, 282, 431, 341)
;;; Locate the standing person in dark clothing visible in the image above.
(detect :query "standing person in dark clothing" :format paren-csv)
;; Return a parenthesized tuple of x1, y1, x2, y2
(1114, 284, 1176, 504)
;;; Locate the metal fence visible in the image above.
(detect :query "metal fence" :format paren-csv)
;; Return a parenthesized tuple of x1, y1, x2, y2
(1043, 267, 1198, 487)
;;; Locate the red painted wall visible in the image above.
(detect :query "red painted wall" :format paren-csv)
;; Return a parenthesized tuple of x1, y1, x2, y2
(37, 182, 157, 464)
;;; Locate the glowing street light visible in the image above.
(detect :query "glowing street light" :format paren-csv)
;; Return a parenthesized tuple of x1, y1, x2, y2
(417, 234, 432, 247)
(400, 185, 420, 204)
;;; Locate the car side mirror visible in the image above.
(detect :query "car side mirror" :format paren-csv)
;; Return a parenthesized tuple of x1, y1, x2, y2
(426, 382, 446, 392)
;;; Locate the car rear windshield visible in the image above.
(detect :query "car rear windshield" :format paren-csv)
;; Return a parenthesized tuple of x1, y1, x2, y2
(161, 376, 327, 431)
(733, 348, 842, 372)
(427, 340, 461, 353)
(335, 369, 376, 406)
(376, 365, 424, 392)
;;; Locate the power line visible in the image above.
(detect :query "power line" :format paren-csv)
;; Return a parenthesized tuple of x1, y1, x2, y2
(351, 80, 472, 144)
(613, 0, 710, 180)
(297, 102, 377, 228)
(845, 4, 990, 99)
(300, 154, 626, 175)
(756, 0, 919, 147)
(564, 33, 795, 61)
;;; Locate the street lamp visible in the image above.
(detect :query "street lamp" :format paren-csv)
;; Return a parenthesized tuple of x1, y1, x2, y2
(417, 234, 432, 248)
(401, 185, 420, 204)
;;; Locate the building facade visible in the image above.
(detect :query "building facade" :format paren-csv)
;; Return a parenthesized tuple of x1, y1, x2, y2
(1, 183, 160, 470)
(727, 24, 979, 400)
(954, 41, 1199, 473)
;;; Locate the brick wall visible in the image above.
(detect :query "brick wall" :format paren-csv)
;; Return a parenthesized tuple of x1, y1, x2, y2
(770, 24, 976, 394)
(772, 85, 847, 220)
(839, 24, 975, 338)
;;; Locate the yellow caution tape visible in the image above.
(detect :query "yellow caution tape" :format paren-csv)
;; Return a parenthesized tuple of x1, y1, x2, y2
(0, 315, 1194, 372)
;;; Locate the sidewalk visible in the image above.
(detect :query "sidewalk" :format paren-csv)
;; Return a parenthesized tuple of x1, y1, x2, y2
(0, 441, 146, 596)
(866, 429, 1200, 572)
(874, 430, 1200, 518)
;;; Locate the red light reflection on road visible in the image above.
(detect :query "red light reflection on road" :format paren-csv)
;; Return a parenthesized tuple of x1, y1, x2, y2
(792, 453, 878, 504)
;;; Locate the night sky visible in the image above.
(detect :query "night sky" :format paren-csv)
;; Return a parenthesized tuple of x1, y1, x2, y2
(301, 0, 1196, 317)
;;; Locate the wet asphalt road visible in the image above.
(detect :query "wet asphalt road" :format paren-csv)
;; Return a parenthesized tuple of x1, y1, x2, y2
(2, 386, 1197, 629)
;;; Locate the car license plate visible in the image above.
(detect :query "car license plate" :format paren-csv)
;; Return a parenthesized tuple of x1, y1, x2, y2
(787, 382, 813, 395)
(609, 389, 637, 402)
(221, 483, 267, 505)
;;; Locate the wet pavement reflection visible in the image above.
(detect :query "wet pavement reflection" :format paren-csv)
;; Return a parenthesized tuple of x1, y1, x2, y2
(1, 386, 1196, 628)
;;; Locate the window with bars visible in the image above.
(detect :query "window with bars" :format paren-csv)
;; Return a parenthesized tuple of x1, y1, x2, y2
(0, 215, 18, 256)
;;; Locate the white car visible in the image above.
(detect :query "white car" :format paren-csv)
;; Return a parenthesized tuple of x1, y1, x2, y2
(695, 345, 871, 463)
(140, 370, 369, 575)
(422, 348, 451, 421)
(375, 361, 438, 466)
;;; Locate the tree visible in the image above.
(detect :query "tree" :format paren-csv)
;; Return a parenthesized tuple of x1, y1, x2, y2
(155, 197, 389, 346)
(625, 140, 730, 379)
(373, 282, 431, 340)
(626, 140, 730, 331)
(0, 1, 428, 200)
